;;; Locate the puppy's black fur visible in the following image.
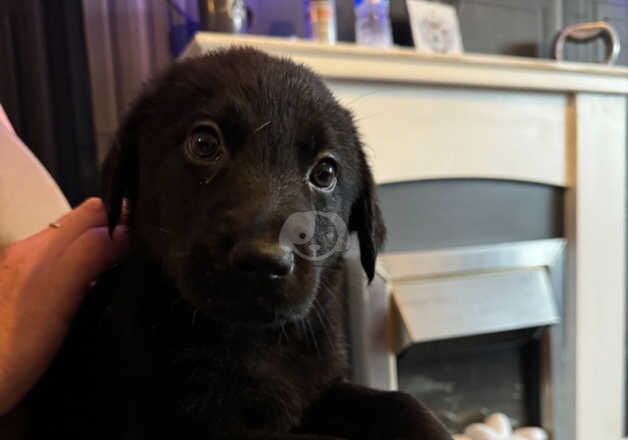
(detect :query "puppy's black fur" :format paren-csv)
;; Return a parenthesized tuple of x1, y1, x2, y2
(26, 48, 451, 439)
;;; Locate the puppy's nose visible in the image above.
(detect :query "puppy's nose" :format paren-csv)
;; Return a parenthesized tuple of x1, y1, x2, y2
(230, 241, 294, 278)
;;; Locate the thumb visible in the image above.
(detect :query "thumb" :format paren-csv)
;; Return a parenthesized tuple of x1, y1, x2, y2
(55, 225, 130, 299)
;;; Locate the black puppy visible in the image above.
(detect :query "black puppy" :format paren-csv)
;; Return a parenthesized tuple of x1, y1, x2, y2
(27, 48, 451, 439)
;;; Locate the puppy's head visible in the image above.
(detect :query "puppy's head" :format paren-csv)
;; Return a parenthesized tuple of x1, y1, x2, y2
(103, 48, 384, 326)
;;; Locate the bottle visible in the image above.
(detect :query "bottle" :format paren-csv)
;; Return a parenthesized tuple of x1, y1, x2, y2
(309, 0, 337, 44)
(354, 0, 393, 47)
(198, 0, 248, 34)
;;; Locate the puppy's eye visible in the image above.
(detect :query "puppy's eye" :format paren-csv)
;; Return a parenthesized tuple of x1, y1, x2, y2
(309, 159, 338, 190)
(184, 124, 224, 164)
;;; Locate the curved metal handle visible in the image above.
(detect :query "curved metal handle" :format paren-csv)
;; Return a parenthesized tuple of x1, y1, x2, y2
(553, 21, 620, 65)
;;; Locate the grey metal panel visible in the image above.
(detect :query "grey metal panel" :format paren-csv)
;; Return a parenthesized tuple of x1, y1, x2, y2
(381, 239, 564, 348)
(382, 238, 565, 280)
(393, 269, 559, 346)
(378, 179, 564, 253)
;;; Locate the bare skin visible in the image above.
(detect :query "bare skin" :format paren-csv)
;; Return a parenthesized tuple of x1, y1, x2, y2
(0, 198, 129, 415)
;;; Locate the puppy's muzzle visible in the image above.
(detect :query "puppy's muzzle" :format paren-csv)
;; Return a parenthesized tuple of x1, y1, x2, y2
(230, 239, 295, 279)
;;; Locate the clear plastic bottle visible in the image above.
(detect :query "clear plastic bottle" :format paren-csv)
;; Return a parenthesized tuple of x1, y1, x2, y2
(354, 0, 393, 48)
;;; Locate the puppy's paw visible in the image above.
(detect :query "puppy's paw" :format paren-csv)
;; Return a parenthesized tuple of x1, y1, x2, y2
(375, 391, 452, 440)
(298, 382, 451, 440)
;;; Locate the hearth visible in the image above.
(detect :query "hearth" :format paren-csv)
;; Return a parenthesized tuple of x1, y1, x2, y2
(346, 238, 565, 436)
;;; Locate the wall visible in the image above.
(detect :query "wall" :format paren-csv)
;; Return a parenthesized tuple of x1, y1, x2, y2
(395, 0, 627, 65)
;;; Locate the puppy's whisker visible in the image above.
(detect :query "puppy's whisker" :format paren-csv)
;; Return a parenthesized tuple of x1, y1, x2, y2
(171, 251, 192, 259)
(282, 323, 290, 343)
(341, 90, 378, 107)
(253, 120, 272, 133)
(319, 281, 341, 301)
(353, 113, 380, 128)
(298, 320, 307, 345)
(317, 282, 343, 322)
(313, 298, 335, 352)
(306, 319, 320, 356)
(148, 225, 174, 235)
(279, 322, 289, 345)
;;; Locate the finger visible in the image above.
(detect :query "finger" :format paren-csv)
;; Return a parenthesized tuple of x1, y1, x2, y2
(0, 199, 111, 275)
(44, 198, 110, 257)
(59, 225, 130, 288)
(0, 227, 53, 261)
(52, 225, 130, 312)
(0, 225, 128, 415)
(120, 198, 130, 224)
(9, 198, 124, 261)
(0, 221, 70, 271)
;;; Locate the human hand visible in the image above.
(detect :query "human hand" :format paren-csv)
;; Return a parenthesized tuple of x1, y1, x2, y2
(0, 198, 129, 415)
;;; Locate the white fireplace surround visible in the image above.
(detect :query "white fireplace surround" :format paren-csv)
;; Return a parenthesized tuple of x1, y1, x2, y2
(183, 33, 628, 440)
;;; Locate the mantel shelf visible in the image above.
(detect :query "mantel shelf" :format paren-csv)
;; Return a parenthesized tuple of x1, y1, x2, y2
(183, 32, 628, 95)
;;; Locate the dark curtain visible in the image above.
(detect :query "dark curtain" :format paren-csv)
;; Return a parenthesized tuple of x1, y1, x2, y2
(0, 0, 97, 205)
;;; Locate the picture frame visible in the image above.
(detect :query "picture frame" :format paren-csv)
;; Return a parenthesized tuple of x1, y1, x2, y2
(405, 0, 464, 54)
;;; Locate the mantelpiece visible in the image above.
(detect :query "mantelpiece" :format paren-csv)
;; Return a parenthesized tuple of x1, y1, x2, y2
(183, 33, 628, 440)
(183, 33, 628, 188)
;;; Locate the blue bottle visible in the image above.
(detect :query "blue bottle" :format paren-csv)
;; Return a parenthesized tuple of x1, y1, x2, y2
(354, 0, 393, 47)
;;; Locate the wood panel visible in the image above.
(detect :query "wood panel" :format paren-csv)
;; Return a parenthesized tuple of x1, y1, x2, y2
(330, 80, 568, 186)
(184, 33, 628, 94)
(565, 93, 626, 440)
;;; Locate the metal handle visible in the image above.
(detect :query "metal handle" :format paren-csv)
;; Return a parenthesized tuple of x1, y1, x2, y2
(553, 21, 620, 65)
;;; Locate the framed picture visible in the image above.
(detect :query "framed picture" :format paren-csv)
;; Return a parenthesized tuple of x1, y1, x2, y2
(405, 0, 463, 54)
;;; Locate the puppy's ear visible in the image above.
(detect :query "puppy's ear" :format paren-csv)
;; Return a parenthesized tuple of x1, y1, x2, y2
(102, 123, 138, 236)
(349, 155, 386, 283)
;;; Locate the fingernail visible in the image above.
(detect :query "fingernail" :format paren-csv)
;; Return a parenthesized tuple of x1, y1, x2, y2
(112, 225, 131, 250)
(120, 199, 130, 223)
(81, 197, 104, 213)
(114, 225, 129, 236)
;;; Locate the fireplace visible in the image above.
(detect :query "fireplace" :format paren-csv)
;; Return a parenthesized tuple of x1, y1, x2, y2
(346, 236, 565, 436)
(397, 328, 546, 433)
(184, 32, 628, 439)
